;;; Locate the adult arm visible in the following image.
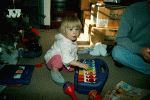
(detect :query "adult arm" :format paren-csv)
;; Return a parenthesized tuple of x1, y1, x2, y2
(116, 7, 143, 55)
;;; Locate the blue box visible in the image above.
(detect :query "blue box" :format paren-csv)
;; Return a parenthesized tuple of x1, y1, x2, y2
(0, 65, 34, 85)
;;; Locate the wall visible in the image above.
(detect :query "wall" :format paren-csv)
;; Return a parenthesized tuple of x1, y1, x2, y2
(41, 0, 51, 26)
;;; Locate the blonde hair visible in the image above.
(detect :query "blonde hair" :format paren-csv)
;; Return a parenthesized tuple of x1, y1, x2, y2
(60, 14, 82, 35)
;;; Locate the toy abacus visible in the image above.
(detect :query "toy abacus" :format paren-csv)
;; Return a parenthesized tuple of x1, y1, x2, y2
(74, 58, 109, 94)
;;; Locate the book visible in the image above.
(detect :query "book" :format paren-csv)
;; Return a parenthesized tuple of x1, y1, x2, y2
(103, 81, 150, 100)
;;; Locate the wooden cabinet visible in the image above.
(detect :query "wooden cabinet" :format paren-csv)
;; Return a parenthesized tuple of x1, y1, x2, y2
(51, 0, 80, 29)
(51, 11, 78, 29)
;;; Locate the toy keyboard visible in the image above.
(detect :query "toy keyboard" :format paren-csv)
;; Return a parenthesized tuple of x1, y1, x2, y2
(74, 58, 109, 94)
(78, 60, 97, 83)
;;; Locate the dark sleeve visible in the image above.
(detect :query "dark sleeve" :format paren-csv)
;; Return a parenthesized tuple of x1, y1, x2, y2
(116, 7, 142, 54)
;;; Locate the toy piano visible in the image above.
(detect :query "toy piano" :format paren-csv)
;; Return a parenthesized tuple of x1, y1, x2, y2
(74, 58, 109, 94)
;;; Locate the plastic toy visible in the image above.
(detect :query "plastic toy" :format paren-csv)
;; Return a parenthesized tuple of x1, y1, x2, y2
(18, 45, 42, 58)
(77, 60, 97, 83)
(88, 90, 102, 100)
(63, 81, 78, 100)
(34, 62, 46, 67)
(74, 58, 109, 94)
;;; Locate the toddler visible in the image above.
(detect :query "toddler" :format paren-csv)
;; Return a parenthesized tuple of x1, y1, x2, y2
(44, 15, 89, 85)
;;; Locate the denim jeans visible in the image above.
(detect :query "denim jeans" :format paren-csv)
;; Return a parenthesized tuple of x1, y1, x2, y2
(112, 45, 150, 75)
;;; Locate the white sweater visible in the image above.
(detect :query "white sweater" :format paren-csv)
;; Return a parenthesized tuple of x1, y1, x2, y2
(44, 33, 78, 66)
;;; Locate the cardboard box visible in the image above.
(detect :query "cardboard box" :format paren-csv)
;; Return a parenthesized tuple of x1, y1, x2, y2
(84, 19, 96, 38)
(90, 27, 105, 46)
(83, 11, 91, 19)
(97, 6, 125, 28)
(104, 28, 118, 41)
(81, 0, 104, 10)
(81, 0, 90, 10)
(89, 0, 104, 3)
(90, 27, 117, 46)
(84, 19, 96, 32)
(91, 4, 126, 28)
(104, 0, 121, 3)
(91, 4, 98, 24)
(81, 11, 91, 26)
(105, 35, 116, 41)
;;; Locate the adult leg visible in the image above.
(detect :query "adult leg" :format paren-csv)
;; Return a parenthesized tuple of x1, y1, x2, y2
(112, 45, 150, 75)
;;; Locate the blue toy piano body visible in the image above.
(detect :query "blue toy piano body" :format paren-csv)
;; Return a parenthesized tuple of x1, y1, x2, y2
(74, 58, 109, 94)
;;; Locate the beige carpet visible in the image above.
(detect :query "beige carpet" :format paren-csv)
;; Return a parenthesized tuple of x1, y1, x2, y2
(1, 29, 150, 100)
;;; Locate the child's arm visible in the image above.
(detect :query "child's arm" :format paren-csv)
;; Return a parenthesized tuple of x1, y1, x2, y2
(69, 60, 89, 70)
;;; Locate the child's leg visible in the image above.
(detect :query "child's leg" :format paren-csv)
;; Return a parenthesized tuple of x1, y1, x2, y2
(47, 54, 63, 73)
(47, 54, 65, 85)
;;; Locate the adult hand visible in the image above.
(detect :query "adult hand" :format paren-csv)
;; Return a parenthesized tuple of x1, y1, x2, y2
(141, 47, 150, 62)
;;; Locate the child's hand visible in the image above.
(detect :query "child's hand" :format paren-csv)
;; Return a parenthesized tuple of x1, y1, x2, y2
(69, 60, 90, 70)
(78, 63, 90, 70)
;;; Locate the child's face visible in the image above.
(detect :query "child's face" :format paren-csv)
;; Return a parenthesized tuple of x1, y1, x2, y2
(65, 26, 80, 41)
